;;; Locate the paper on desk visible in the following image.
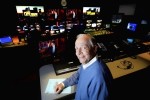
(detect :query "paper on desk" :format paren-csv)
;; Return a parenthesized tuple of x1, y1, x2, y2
(45, 79, 72, 94)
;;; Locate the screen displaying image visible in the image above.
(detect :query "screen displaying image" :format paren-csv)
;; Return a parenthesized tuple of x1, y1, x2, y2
(127, 38, 134, 44)
(16, 6, 44, 17)
(46, 9, 65, 20)
(66, 9, 77, 20)
(0, 36, 13, 44)
(0, 36, 14, 46)
(38, 37, 66, 61)
(112, 14, 123, 24)
(66, 9, 82, 20)
(141, 19, 148, 25)
(91, 23, 97, 28)
(66, 21, 73, 30)
(83, 7, 100, 15)
(59, 25, 65, 33)
(83, 7, 100, 19)
(127, 23, 137, 31)
(50, 21, 65, 35)
(105, 24, 111, 29)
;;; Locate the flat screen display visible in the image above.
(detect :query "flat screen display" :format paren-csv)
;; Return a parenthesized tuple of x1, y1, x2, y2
(0, 36, 13, 45)
(16, 6, 44, 17)
(38, 37, 66, 61)
(66, 9, 82, 20)
(50, 22, 65, 35)
(141, 20, 148, 25)
(127, 38, 134, 44)
(112, 14, 123, 24)
(46, 9, 65, 20)
(83, 7, 100, 19)
(127, 23, 137, 32)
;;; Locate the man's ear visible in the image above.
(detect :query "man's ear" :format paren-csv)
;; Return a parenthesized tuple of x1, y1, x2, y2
(94, 45, 98, 53)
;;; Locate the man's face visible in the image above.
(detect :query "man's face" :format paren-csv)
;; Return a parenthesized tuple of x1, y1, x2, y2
(75, 37, 94, 64)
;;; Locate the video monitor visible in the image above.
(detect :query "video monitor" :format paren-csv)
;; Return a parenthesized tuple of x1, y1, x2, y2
(16, 25, 22, 32)
(66, 9, 77, 20)
(86, 23, 91, 28)
(23, 25, 29, 31)
(46, 9, 65, 20)
(137, 19, 149, 34)
(0, 36, 13, 46)
(35, 24, 41, 31)
(16, 6, 45, 17)
(66, 9, 82, 20)
(50, 25, 59, 34)
(91, 23, 97, 28)
(141, 19, 148, 25)
(50, 22, 65, 35)
(127, 38, 134, 44)
(96, 19, 102, 27)
(127, 22, 137, 32)
(105, 24, 111, 29)
(112, 14, 123, 24)
(85, 19, 102, 29)
(83, 7, 100, 19)
(38, 37, 66, 62)
(59, 25, 65, 33)
(86, 19, 92, 23)
(66, 21, 73, 30)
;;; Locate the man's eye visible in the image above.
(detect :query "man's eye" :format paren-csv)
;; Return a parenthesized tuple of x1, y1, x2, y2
(83, 47, 87, 50)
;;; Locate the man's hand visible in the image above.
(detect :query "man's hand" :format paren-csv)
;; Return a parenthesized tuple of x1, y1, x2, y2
(55, 83, 65, 94)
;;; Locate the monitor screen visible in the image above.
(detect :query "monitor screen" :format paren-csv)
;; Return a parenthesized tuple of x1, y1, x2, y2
(127, 22, 137, 32)
(137, 19, 149, 34)
(66, 9, 82, 20)
(85, 19, 102, 29)
(141, 19, 148, 25)
(83, 7, 100, 19)
(0, 36, 13, 45)
(46, 9, 65, 20)
(50, 22, 65, 35)
(105, 24, 111, 29)
(16, 6, 44, 17)
(112, 14, 123, 24)
(127, 38, 134, 44)
(91, 23, 97, 28)
(59, 25, 65, 33)
(66, 21, 73, 30)
(38, 37, 66, 63)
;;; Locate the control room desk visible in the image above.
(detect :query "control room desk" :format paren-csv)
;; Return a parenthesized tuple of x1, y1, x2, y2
(106, 52, 150, 79)
(40, 64, 76, 100)
(39, 52, 150, 100)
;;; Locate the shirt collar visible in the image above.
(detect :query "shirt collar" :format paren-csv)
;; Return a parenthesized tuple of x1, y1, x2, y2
(82, 55, 98, 69)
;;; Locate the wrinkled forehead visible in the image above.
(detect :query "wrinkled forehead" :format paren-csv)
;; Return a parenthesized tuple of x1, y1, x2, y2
(75, 37, 90, 47)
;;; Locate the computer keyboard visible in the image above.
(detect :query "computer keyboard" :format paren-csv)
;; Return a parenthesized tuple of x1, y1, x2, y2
(53, 62, 80, 75)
